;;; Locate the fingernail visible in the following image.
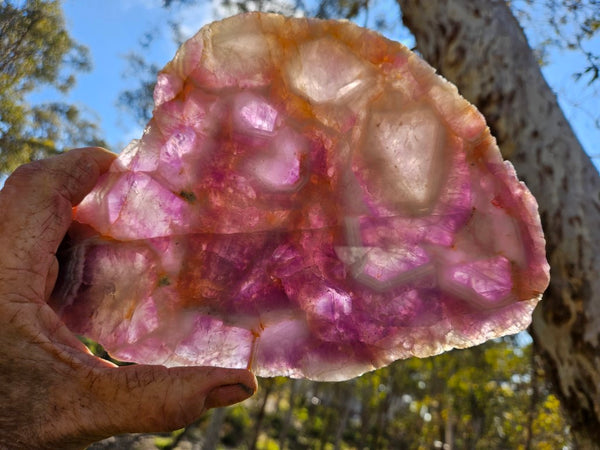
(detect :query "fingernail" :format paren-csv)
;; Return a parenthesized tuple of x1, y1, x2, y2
(205, 383, 255, 409)
(238, 382, 255, 396)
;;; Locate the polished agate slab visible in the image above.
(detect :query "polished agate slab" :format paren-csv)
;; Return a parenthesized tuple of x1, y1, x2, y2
(51, 13, 550, 381)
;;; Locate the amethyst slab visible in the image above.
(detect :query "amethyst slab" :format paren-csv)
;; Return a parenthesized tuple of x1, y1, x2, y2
(51, 13, 550, 381)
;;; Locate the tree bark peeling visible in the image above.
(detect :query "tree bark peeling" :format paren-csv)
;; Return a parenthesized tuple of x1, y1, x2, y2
(397, 0, 600, 446)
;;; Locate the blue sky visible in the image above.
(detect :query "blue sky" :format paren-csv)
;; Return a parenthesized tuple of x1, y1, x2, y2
(48, 0, 213, 150)
(29, 0, 600, 168)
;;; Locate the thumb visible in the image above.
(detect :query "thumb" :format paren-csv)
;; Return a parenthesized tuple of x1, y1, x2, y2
(0, 148, 115, 302)
(88, 364, 257, 435)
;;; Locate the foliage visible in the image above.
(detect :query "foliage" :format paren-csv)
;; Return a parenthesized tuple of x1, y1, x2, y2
(510, 0, 600, 84)
(118, 52, 160, 127)
(0, 0, 105, 173)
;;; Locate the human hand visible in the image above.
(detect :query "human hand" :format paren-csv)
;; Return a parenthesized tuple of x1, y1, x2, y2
(0, 148, 257, 449)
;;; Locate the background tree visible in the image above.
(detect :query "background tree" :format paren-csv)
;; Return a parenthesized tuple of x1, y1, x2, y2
(0, 0, 105, 173)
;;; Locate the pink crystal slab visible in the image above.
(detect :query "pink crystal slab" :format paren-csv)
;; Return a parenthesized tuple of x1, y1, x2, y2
(51, 13, 550, 381)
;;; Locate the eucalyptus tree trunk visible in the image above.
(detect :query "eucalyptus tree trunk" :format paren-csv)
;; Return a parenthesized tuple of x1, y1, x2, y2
(202, 408, 227, 450)
(397, 0, 600, 447)
(249, 379, 274, 450)
(333, 385, 353, 450)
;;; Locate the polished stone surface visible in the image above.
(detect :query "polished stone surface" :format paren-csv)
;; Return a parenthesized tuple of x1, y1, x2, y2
(51, 13, 549, 381)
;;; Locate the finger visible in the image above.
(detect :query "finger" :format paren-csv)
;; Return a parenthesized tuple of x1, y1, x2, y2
(0, 148, 115, 302)
(1, 147, 115, 250)
(88, 365, 257, 435)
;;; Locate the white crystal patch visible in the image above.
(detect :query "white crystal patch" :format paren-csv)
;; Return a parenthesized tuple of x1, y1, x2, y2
(289, 38, 367, 103)
(366, 106, 446, 212)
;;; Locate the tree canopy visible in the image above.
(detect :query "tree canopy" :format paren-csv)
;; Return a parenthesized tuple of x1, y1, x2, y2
(0, 0, 105, 173)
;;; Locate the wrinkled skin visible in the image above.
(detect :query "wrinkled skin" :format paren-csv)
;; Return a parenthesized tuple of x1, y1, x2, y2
(0, 148, 256, 449)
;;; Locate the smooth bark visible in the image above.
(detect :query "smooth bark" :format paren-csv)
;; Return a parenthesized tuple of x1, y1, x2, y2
(397, 0, 600, 447)
(249, 379, 273, 450)
(202, 408, 227, 450)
